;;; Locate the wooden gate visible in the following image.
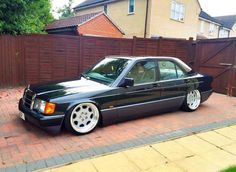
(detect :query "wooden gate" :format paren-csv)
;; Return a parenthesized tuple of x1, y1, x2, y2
(195, 38, 236, 96)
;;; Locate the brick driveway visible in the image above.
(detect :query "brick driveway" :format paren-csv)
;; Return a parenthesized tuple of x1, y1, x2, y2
(0, 88, 236, 169)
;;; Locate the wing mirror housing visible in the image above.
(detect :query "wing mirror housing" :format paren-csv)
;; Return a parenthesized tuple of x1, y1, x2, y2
(118, 77, 134, 87)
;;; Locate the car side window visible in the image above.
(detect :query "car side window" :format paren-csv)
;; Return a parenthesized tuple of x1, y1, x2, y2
(176, 65, 186, 78)
(126, 60, 157, 85)
(158, 60, 186, 80)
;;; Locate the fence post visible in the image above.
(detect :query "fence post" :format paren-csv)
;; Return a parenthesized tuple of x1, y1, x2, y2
(132, 36, 137, 56)
(230, 40, 236, 96)
(188, 37, 194, 67)
(194, 40, 200, 71)
(78, 35, 83, 75)
(157, 37, 162, 56)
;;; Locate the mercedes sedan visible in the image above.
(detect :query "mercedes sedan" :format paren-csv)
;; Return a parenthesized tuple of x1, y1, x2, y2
(19, 56, 213, 134)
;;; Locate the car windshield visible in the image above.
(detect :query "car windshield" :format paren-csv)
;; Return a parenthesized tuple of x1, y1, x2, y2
(83, 58, 131, 85)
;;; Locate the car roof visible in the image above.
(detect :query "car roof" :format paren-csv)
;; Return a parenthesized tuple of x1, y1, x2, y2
(105, 55, 192, 72)
(106, 55, 179, 61)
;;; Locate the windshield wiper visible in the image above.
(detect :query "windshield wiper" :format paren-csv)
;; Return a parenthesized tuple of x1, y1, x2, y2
(81, 73, 89, 80)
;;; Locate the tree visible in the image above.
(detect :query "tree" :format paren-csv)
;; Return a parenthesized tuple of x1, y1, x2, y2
(0, 0, 53, 35)
(57, 0, 75, 19)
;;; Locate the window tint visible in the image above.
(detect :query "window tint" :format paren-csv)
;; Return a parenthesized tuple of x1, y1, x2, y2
(176, 65, 186, 78)
(84, 58, 131, 85)
(158, 60, 186, 80)
(127, 60, 156, 85)
(128, 0, 135, 14)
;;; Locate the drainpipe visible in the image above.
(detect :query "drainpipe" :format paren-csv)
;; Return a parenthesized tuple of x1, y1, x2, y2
(144, 0, 149, 38)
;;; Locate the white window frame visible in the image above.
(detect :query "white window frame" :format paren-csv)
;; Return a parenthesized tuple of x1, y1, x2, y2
(200, 20, 204, 33)
(219, 29, 229, 38)
(209, 23, 215, 36)
(128, 0, 135, 14)
(170, 0, 185, 22)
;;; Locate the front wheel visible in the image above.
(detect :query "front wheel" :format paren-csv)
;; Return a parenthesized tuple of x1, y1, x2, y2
(65, 103, 100, 135)
(182, 90, 201, 111)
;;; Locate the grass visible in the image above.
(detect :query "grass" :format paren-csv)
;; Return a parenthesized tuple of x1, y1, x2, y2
(221, 166, 236, 172)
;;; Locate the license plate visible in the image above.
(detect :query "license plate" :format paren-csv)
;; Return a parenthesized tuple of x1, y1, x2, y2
(20, 112, 25, 121)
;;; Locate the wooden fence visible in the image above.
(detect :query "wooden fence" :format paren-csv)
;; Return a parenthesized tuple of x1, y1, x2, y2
(195, 38, 236, 96)
(1, 34, 236, 96)
(0, 34, 194, 87)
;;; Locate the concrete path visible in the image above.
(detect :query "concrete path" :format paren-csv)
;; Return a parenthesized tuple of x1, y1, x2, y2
(44, 125, 236, 172)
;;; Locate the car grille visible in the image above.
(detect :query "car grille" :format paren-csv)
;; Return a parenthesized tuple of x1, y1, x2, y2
(23, 89, 35, 109)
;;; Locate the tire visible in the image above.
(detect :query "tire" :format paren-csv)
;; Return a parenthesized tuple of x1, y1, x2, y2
(182, 90, 201, 112)
(64, 103, 100, 135)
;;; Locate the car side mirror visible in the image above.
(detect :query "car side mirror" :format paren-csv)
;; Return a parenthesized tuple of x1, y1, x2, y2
(119, 77, 134, 87)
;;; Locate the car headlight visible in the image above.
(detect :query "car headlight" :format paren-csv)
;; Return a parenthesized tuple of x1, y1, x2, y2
(33, 99, 56, 115)
(34, 99, 46, 113)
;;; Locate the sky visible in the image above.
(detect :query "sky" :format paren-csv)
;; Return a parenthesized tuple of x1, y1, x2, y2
(51, 0, 236, 18)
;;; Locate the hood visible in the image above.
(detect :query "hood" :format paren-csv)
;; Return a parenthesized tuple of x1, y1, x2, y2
(29, 77, 110, 99)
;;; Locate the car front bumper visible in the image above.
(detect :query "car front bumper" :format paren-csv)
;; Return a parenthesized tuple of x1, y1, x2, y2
(18, 98, 64, 134)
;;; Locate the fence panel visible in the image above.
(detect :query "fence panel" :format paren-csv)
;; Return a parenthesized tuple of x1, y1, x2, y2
(0, 34, 192, 87)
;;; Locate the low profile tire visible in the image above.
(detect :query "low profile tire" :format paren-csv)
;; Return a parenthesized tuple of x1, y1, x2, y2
(64, 103, 100, 135)
(182, 90, 201, 112)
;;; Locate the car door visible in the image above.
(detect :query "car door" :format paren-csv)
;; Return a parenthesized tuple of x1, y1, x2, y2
(157, 60, 188, 110)
(115, 59, 162, 121)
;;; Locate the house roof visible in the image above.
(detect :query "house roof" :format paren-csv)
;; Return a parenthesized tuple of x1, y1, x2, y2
(215, 15, 236, 29)
(45, 12, 124, 34)
(199, 11, 222, 25)
(74, 0, 118, 10)
(45, 12, 101, 30)
(74, 0, 202, 10)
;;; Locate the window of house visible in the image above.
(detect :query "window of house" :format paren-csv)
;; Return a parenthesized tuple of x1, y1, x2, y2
(200, 21, 204, 33)
(209, 23, 215, 36)
(104, 4, 107, 14)
(128, 0, 135, 14)
(171, 1, 185, 22)
(219, 29, 229, 38)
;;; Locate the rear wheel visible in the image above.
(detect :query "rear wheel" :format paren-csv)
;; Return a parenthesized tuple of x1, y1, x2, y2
(65, 103, 100, 135)
(182, 90, 201, 111)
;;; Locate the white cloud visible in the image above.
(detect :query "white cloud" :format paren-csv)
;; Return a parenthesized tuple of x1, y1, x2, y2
(198, 0, 236, 16)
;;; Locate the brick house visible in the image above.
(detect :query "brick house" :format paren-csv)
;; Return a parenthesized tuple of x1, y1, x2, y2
(45, 12, 124, 38)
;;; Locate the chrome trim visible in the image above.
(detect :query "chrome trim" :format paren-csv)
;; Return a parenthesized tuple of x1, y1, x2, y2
(201, 90, 213, 94)
(30, 94, 36, 110)
(101, 96, 185, 112)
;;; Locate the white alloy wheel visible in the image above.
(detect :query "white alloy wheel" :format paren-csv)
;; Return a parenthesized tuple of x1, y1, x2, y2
(70, 103, 99, 134)
(187, 90, 201, 110)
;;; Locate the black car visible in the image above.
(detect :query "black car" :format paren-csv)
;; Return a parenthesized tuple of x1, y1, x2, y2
(19, 56, 213, 134)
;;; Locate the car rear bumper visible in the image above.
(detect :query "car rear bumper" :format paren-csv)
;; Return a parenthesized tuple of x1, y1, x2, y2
(18, 98, 64, 134)
(201, 89, 213, 103)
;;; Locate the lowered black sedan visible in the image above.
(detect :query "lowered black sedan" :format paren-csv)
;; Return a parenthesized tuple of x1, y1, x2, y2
(19, 56, 213, 134)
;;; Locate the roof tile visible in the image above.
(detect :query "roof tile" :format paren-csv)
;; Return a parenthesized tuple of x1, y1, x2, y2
(46, 12, 102, 30)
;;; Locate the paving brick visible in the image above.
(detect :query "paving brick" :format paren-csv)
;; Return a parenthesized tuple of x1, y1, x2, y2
(5, 167, 16, 172)
(152, 140, 195, 161)
(45, 157, 56, 167)
(123, 146, 167, 170)
(1, 88, 236, 170)
(15, 164, 26, 172)
(61, 154, 74, 164)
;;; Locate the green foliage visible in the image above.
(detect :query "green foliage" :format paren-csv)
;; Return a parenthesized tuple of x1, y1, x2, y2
(221, 166, 236, 172)
(0, 0, 54, 35)
(57, 0, 75, 19)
